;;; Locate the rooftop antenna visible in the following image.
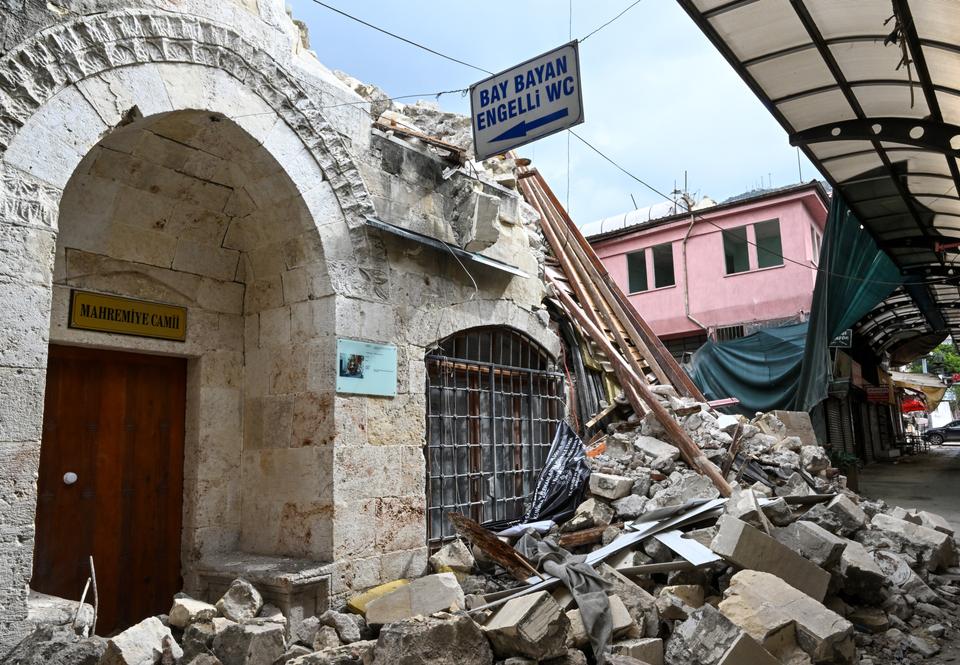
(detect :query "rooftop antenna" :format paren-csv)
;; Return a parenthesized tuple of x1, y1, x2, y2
(768, 172, 772, 188)
(797, 147, 803, 182)
(630, 193, 639, 210)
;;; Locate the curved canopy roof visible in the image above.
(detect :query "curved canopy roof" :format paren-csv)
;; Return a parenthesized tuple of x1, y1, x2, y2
(678, 0, 960, 360)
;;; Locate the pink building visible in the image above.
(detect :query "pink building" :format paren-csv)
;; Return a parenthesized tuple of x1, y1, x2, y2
(584, 182, 830, 359)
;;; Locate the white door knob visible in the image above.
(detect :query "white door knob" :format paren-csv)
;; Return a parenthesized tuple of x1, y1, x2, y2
(63, 472, 78, 485)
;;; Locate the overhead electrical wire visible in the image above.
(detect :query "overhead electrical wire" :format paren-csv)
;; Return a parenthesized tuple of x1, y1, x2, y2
(229, 87, 469, 121)
(307, 0, 494, 75)
(568, 129, 952, 288)
(579, 0, 647, 42)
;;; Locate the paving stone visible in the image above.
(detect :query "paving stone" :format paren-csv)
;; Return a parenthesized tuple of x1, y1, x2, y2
(710, 515, 831, 601)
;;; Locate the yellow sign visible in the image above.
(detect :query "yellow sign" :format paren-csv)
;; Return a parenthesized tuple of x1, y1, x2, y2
(69, 291, 187, 342)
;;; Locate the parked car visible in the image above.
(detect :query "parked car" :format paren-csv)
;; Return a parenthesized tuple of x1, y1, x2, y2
(923, 420, 960, 445)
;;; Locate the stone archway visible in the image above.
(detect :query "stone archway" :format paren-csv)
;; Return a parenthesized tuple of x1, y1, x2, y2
(0, 9, 380, 645)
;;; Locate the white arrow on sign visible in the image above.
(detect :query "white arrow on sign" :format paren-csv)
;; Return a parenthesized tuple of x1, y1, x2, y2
(470, 41, 584, 161)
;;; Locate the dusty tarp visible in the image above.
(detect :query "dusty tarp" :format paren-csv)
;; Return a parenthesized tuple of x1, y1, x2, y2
(514, 531, 612, 663)
(524, 421, 590, 523)
(890, 371, 948, 411)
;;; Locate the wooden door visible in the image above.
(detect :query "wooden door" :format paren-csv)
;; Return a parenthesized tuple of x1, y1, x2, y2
(33, 345, 186, 635)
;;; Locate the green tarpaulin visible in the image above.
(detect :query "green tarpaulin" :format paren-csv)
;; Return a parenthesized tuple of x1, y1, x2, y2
(689, 195, 902, 414)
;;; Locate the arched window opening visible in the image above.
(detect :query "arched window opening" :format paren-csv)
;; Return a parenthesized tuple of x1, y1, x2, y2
(425, 327, 565, 548)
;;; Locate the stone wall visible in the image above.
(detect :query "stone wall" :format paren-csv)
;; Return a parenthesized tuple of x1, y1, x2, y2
(0, 0, 556, 649)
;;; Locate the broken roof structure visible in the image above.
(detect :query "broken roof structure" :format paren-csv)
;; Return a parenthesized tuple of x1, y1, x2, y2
(678, 0, 960, 361)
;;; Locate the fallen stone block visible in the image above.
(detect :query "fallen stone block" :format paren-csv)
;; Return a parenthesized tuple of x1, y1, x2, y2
(596, 564, 659, 637)
(838, 540, 886, 603)
(907, 634, 940, 658)
(825, 495, 868, 537)
(847, 607, 889, 634)
(288, 640, 376, 665)
(590, 473, 634, 500)
(373, 613, 491, 665)
(873, 549, 938, 603)
(774, 520, 848, 569)
(634, 436, 680, 468)
(870, 512, 957, 571)
(717, 633, 780, 665)
(915, 509, 954, 536)
(655, 585, 704, 621)
(483, 590, 570, 660)
(800, 446, 830, 473)
(273, 647, 311, 665)
(100, 616, 184, 665)
(609, 637, 662, 665)
(613, 494, 648, 519)
(170, 595, 219, 629)
(2, 625, 107, 665)
(187, 655, 224, 665)
(562, 498, 615, 532)
(542, 649, 587, 665)
(664, 604, 776, 665)
(774, 472, 813, 498)
(293, 616, 321, 647)
(320, 609, 362, 644)
(429, 539, 475, 574)
(313, 625, 341, 650)
(347, 579, 409, 615)
(216, 579, 264, 622)
(365, 572, 464, 625)
(710, 515, 831, 601)
(213, 623, 285, 665)
(719, 570, 854, 664)
(566, 595, 637, 647)
(26, 590, 95, 634)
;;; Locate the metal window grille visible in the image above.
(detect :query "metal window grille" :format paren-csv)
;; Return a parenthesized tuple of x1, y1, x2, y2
(715, 324, 745, 342)
(425, 327, 565, 549)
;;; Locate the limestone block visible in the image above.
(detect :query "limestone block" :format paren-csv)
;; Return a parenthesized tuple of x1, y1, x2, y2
(596, 564, 659, 638)
(76, 65, 176, 126)
(379, 546, 429, 582)
(665, 605, 757, 665)
(589, 473, 634, 500)
(0, 281, 51, 368)
(429, 539, 475, 574)
(170, 595, 219, 628)
(719, 570, 854, 664)
(718, 633, 780, 665)
(216, 579, 264, 622)
(319, 609, 362, 644)
(212, 623, 285, 665)
(312, 625, 340, 650)
(364, 572, 464, 624)
(800, 446, 830, 473)
(372, 613, 492, 665)
(613, 495, 648, 520)
(561, 498, 614, 532)
(774, 520, 848, 569)
(710, 515, 831, 602)
(633, 436, 680, 466)
(610, 637, 663, 665)
(870, 512, 957, 571)
(101, 616, 184, 665)
(483, 590, 570, 660)
(826, 495, 868, 536)
(26, 590, 94, 633)
(566, 595, 637, 647)
(655, 585, 705, 621)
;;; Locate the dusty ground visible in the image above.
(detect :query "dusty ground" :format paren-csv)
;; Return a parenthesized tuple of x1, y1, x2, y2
(860, 446, 960, 663)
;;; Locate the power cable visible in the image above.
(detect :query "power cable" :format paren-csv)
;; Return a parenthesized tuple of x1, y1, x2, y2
(580, 0, 647, 42)
(569, 129, 952, 288)
(229, 88, 469, 121)
(307, 0, 493, 75)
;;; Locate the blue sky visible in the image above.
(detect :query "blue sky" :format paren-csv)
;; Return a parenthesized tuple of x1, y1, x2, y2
(289, 0, 818, 226)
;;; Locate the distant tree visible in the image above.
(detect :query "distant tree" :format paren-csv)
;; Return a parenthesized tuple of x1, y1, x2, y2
(909, 342, 960, 401)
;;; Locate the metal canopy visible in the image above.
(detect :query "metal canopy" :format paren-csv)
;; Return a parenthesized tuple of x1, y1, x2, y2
(678, 0, 960, 360)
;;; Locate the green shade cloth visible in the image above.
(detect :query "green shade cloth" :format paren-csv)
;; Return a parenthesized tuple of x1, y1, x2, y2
(690, 196, 903, 414)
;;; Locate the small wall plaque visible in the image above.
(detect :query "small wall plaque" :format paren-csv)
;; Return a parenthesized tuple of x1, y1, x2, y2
(336, 338, 397, 397)
(69, 290, 187, 342)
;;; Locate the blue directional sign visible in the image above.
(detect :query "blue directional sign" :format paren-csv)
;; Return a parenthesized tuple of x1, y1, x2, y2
(470, 41, 584, 161)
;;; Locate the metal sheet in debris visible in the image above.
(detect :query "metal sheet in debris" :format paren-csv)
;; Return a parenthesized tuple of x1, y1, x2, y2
(654, 530, 721, 567)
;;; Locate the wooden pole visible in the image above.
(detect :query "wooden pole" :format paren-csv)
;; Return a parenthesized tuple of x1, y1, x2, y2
(550, 280, 732, 496)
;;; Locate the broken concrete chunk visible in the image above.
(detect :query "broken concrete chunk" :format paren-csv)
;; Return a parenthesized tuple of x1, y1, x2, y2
(610, 637, 663, 665)
(293, 616, 320, 647)
(710, 515, 831, 602)
(483, 590, 570, 660)
(717, 633, 780, 665)
(775, 520, 848, 569)
(665, 604, 765, 665)
(213, 623, 285, 665)
(870, 512, 957, 571)
(428, 539, 475, 574)
(364, 573, 464, 625)
(825, 495, 868, 537)
(566, 595, 637, 648)
(100, 616, 184, 665)
(774, 472, 813, 498)
(372, 613, 491, 665)
(590, 473, 634, 500)
(170, 596, 219, 629)
(655, 585, 705, 621)
(319, 609, 362, 644)
(719, 570, 854, 664)
(216, 579, 264, 622)
(5, 625, 107, 665)
(915, 509, 954, 536)
(633, 436, 680, 468)
(272, 646, 310, 665)
(596, 564, 659, 638)
(800, 446, 830, 473)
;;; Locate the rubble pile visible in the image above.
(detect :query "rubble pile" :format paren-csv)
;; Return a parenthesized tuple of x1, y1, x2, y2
(9, 399, 960, 665)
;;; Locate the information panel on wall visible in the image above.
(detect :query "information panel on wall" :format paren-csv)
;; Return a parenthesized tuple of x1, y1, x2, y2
(69, 290, 187, 341)
(335, 339, 397, 397)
